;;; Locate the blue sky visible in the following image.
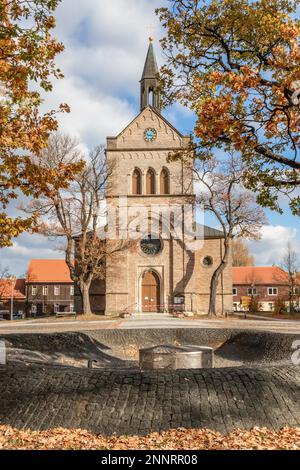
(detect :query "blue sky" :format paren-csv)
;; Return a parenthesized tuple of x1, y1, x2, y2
(0, 0, 299, 276)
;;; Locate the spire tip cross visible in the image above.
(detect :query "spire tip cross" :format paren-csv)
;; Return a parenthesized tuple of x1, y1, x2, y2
(146, 25, 155, 42)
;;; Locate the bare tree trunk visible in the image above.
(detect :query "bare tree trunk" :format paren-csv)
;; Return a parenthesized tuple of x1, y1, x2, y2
(290, 277, 294, 314)
(208, 240, 230, 317)
(80, 281, 92, 315)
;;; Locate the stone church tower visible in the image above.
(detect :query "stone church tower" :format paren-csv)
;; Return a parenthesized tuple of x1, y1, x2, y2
(99, 40, 232, 315)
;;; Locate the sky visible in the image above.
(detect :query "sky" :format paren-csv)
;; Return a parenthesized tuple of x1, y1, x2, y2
(0, 0, 299, 276)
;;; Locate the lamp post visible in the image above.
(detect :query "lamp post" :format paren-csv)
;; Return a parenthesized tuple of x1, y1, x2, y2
(291, 272, 297, 314)
(10, 276, 16, 321)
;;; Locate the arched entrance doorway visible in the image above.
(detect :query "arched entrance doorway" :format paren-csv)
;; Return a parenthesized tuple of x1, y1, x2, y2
(141, 271, 160, 312)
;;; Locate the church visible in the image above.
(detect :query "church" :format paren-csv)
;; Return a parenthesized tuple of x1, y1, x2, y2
(88, 41, 232, 316)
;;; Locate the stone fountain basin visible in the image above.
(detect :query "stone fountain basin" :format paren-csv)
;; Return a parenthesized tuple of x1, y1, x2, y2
(139, 344, 214, 370)
(1, 328, 299, 369)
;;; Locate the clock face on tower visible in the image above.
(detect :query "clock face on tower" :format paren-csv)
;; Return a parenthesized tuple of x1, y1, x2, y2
(144, 128, 157, 142)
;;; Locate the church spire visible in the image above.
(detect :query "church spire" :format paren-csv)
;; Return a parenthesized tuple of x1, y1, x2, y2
(140, 39, 161, 113)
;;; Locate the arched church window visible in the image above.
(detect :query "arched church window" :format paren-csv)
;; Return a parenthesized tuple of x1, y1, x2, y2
(132, 168, 142, 195)
(149, 88, 154, 107)
(146, 168, 156, 195)
(160, 168, 170, 195)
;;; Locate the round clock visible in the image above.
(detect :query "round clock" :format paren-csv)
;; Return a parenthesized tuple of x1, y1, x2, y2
(144, 128, 157, 142)
(140, 237, 162, 256)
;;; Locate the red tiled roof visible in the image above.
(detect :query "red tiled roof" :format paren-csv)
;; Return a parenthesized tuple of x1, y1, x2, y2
(233, 266, 289, 285)
(0, 278, 26, 300)
(26, 260, 72, 283)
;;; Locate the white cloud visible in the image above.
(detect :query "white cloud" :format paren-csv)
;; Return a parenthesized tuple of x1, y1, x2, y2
(0, 233, 62, 275)
(248, 225, 300, 266)
(43, 75, 135, 147)
(39, 0, 168, 147)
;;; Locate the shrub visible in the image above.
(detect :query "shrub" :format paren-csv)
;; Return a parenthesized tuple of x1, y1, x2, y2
(248, 297, 263, 313)
(273, 299, 287, 315)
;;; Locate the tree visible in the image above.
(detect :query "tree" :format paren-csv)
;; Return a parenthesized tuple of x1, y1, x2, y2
(273, 298, 288, 315)
(194, 155, 266, 316)
(23, 133, 130, 315)
(0, 265, 10, 298)
(0, 265, 11, 312)
(232, 239, 255, 266)
(157, 0, 300, 215)
(248, 296, 263, 313)
(0, 0, 79, 247)
(281, 242, 299, 313)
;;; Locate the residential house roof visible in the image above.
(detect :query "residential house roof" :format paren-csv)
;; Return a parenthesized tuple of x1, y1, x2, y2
(0, 278, 26, 300)
(27, 260, 73, 284)
(232, 266, 290, 285)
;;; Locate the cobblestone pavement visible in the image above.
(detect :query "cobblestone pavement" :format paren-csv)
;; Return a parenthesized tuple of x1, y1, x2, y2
(0, 364, 299, 436)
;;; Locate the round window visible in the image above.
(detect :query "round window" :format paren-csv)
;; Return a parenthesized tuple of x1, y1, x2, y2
(203, 256, 213, 267)
(140, 237, 162, 256)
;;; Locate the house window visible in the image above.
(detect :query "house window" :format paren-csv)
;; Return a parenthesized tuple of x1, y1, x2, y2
(268, 287, 278, 296)
(31, 305, 37, 314)
(54, 286, 60, 296)
(269, 303, 274, 311)
(70, 304, 74, 313)
(232, 288, 237, 296)
(247, 287, 257, 295)
(42, 286, 48, 296)
(32, 286, 37, 296)
(54, 304, 59, 313)
(70, 285, 74, 296)
(293, 287, 300, 295)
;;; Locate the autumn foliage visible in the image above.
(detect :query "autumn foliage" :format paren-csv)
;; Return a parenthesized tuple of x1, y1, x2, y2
(232, 239, 255, 266)
(0, 1, 80, 247)
(157, 0, 300, 215)
(0, 426, 299, 450)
